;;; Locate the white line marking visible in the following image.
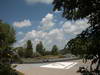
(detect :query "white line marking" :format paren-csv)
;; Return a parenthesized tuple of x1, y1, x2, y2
(65, 62, 77, 69)
(40, 62, 77, 69)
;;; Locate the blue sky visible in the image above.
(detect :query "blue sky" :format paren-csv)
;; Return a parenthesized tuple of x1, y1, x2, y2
(0, 0, 90, 51)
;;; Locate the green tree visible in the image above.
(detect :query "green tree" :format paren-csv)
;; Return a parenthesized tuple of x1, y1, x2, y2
(51, 45, 58, 55)
(36, 41, 45, 56)
(45, 51, 51, 55)
(16, 47, 25, 57)
(53, 0, 100, 71)
(61, 44, 71, 55)
(0, 21, 19, 75)
(67, 37, 87, 57)
(24, 40, 33, 58)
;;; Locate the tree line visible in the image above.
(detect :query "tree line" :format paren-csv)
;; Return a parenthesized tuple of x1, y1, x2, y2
(15, 40, 61, 58)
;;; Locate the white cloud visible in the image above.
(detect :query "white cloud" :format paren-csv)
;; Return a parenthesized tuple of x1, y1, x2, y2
(40, 13, 55, 31)
(17, 32, 24, 35)
(44, 29, 67, 49)
(25, 0, 53, 4)
(13, 19, 32, 28)
(14, 29, 67, 51)
(62, 19, 90, 35)
(14, 17, 90, 51)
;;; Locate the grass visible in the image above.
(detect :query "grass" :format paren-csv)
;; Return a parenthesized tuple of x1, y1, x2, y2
(21, 55, 66, 63)
(37, 55, 64, 59)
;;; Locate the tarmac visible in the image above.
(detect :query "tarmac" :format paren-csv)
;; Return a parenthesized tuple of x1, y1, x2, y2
(16, 60, 91, 75)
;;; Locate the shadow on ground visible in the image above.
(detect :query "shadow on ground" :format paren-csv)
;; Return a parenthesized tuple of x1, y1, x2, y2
(77, 67, 100, 75)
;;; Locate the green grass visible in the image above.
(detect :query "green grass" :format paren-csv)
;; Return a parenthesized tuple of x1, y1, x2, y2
(21, 55, 66, 63)
(40, 55, 65, 59)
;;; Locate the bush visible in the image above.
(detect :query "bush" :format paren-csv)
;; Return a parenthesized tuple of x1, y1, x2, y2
(58, 55, 65, 58)
(32, 52, 41, 57)
(0, 64, 17, 75)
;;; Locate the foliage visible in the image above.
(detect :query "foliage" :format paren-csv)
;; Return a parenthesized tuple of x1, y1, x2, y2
(36, 41, 45, 56)
(24, 40, 33, 58)
(16, 47, 25, 57)
(77, 66, 100, 75)
(67, 37, 87, 57)
(32, 52, 41, 57)
(17, 71, 24, 75)
(60, 44, 71, 55)
(45, 51, 51, 55)
(0, 21, 16, 50)
(53, 0, 100, 21)
(0, 21, 20, 75)
(53, 0, 100, 71)
(51, 45, 59, 55)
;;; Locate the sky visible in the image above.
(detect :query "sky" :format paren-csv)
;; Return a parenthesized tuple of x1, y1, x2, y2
(0, 0, 90, 51)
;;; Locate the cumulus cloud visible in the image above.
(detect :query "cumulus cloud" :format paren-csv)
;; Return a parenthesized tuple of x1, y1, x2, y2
(62, 19, 90, 35)
(13, 19, 32, 28)
(14, 17, 90, 51)
(40, 13, 55, 31)
(44, 29, 67, 49)
(25, 0, 53, 4)
(14, 29, 67, 51)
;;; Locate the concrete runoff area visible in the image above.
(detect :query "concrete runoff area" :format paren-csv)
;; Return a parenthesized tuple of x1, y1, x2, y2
(16, 60, 90, 75)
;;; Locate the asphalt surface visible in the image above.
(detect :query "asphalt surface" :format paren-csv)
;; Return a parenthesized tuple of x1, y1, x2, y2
(15, 60, 91, 75)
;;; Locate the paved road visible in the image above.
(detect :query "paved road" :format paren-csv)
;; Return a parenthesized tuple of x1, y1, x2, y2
(15, 60, 90, 75)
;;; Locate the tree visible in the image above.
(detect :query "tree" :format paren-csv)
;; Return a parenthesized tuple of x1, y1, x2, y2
(24, 40, 33, 58)
(53, 0, 100, 71)
(0, 21, 19, 75)
(51, 45, 58, 55)
(16, 47, 25, 57)
(61, 44, 71, 55)
(45, 51, 51, 55)
(53, 0, 99, 22)
(67, 37, 88, 57)
(36, 41, 45, 56)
